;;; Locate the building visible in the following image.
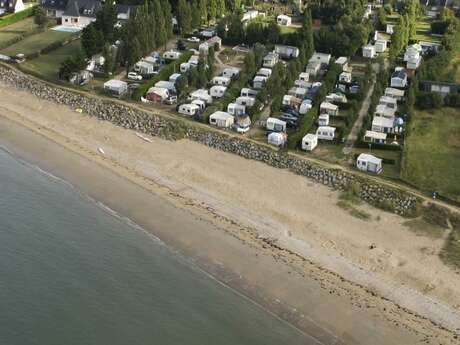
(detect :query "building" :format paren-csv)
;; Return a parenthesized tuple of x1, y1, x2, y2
(320, 102, 339, 116)
(222, 67, 240, 79)
(372, 116, 394, 133)
(385, 87, 405, 100)
(0, 0, 24, 14)
(178, 103, 200, 117)
(316, 126, 336, 141)
(146, 86, 169, 103)
(274, 45, 299, 59)
(301, 134, 318, 151)
(41, 0, 68, 18)
(210, 85, 227, 98)
(362, 45, 376, 59)
(364, 130, 387, 144)
(356, 154, 382, 174)
(268, 132, 287, 147)
(263, 52, 280, 68)
(209, 111, 234, 128)
(103, 79, 128, 96)
(276, 14, 291, 26)
(227, 102, 246, 116)
(420, 81, 459, 95)
(189, 89, 212, 104)
(60, 0, 101, 28)
(390, 69, 408, 88)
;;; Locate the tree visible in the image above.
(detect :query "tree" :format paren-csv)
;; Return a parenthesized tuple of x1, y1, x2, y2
(244, 50, 256, 76)
(103, 44, 116, 75)
(126, 37, 142, 70)
(266, 22, 280, 44)
(33, 6, 49, 28)
(161, 0, 173, 38)
(177, 0, 192, 34)
(199, 0, 208, 25)
(153, 0, 167, 47)
(207, 0, 217, 22)
(58, 49, 87, 80)
(94, 0, 117, 42)
(81, 23, 104, 57)
(191, 0, 201, 29)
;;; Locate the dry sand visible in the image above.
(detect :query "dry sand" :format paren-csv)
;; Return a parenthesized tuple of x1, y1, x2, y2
(1, 84, 459, 344)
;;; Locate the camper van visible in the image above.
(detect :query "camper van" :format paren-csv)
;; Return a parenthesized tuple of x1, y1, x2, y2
(210, 85, 227, 98)
(240, 88, 258, 98)
(316, 126, 336, 140)
(227, 103, 246, 116)
(266, 117, 286, 133)
(163, 50, 182, 60)
(236, 96, 256, 107)
(178, 103, 200, 116)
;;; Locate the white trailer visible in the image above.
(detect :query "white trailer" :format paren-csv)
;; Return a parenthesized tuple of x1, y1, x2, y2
(301, 134, 318, 151)
(268, 132, 287, 147)
(178, 103, 200, 116)
(236, 96, 256, 107)
(266, 117, 286, 132)
(316, 126, 336, 141)
(240, 88, 258, 97)
(227, 102, 246, 116)
(209, 111, 234, 128)
(210, 85, 227, 98)
(212, 76, 231, 86)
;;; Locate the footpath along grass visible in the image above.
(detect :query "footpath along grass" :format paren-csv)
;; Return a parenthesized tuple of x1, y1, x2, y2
(402, 108, 460, 202)
(0, 30, 74, 57)
(21, 39, 82, 80)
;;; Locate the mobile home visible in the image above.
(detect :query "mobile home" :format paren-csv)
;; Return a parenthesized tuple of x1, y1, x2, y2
(257, 68, 272, 78)
(103, 79, 128, 96)
(155, 80, 176, 93)
(364, 130, 387, 144)
(227, 102, 246, 116)
(282, 95, 302, 108)
(318, 113, 330, 126)
(178, 103, 200, 116)
(263, 52, 279, 68)
(316, 126, 336, 141)
(222, 67, 240, 79)
(301, 134, 318, 151)
(212, 76, 231, 86)
(189, 89, 213, 104)
(146, 86, 169, 103)
(276, 14, 291, 26)
(209, 111, 234, 128)
(362, 45, 376, 58)
(240, 88, 258, 98)
(253, 76, 267, 89)
(320, 102, 339, 116)
(356, 153, 382, 174)
(210, 85, 227, 98)
(268, 132, 287, 147)
(236, 96, 256, 107)
(162, 50, 182, 60)
(274, 45, 299, 59)
(266, 117, 286, 132)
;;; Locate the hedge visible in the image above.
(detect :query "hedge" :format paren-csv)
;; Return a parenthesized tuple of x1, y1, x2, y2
(0, 6, 35, 28)
(132, 51, 193, 100)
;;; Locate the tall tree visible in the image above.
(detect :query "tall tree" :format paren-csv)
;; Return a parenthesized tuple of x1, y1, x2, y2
(177, 0, 192, 34)
(94, 0, 117, 42)
(199, 0, 208, 25)
(81, 23, 104, 57)
(153, 0, 167, 47)
(191, 0, 201, 28)
(161, 0, 173, 38)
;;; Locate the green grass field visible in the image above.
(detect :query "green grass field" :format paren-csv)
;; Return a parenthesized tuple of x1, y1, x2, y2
(21, 39, 82, 80)
(0, 30, 74, 56)
(0, 17, 37, 47)
(413, 16, 442, 43)
(402, 108, 460, 202)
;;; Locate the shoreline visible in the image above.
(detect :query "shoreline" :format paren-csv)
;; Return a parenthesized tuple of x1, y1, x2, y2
(0, 85, 459, 344)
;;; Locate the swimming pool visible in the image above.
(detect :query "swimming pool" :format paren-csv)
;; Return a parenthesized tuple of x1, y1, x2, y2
(51, 25, 82, 33)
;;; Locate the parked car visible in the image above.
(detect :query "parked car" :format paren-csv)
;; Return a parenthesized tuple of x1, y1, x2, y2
(128, 72, 143, 81)
(187, 36, 200, 42)
(281, 105, 299, 117)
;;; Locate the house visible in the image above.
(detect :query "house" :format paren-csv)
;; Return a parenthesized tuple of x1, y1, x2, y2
(41, 0, 68, 18)
(288, 87, 307, 99)
(155, 80, 176, 93)
(356, 154, 382, 174)
(234, 115, 251, 133)
(103, 79, 128, 96)
(326, 93, 347, 104)
(222, 67, 240, 79)
(277, 14, 291, 26)
(316, 126, 336, 141)
(364, 130, 387, 144)
(61, 0, 101, 29)
(362, 45, 376, 58)
(301, 134, 318, 151)
(257, 68, 272, 78)
(209, 111, 234, 128)
(372, 116, 394, 133)
(169, 73, 182, 84)
(305, 61, 321, 77)
(263, 52, 279, 68)
(199, 36, 222, 54)
(309, 52, 331, 66)
(227, 102, 246, 116)
(253, 75, 267, 89)
(320, 102, 339, 116)
(379, 96, 398, 109)
(163, 50, 182, 60)
(339, 71, 352, 84)
(268, 132, 287, 147)
(178, 103, 200, 117)
(385, 87, 405, 100)
(421, 81, 459, 95)
(146, 86, 169, 103)
(390, 69, 408, 88)
(282, 95, 302, 108)
(274, 45, 299, 59)
(266, 117, 286, 132)
(212, 76, 231, 86)
(0, 0, 24, 14)
(240, 88, 258, 98)
(236, 96, 256, 107)
(318, 113, 329, 126)
(299, 99, 312, 114)
(375, 40, 388, 53)
(375, 104, 396, 118)
(189, 89, 212, 104)
(210, 85, 227, 98)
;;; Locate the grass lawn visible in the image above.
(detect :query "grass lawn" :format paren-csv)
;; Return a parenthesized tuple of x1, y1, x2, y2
(0, 17, 37, 47)
(402, 108, 460, 202)
(0, 30, 74, 56)
(443, 53, 460, 83)
(413, 16, 442, 44)
(21, 39, 82, 80)
(351, 147, 401, 179)
(279, 25, 299, 34)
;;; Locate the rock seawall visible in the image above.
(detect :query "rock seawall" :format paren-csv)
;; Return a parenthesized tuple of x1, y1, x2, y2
(0, 65, 418, 215)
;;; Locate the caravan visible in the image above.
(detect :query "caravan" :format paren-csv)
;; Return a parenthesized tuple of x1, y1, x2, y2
(240, 88, 258, 98)
(178, 103, 200, 117)
(266, 117, 286, 133)
(209, 111, 234, 128)
(227, 103, 246, 116)
(236, 96, 256, 107)
(210, 85, 227, 98)
(212, 76, 231, 86)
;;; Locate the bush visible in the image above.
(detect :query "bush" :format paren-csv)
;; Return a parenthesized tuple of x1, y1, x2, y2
(444, 93, 460, 108)
(415, 92, 444, 109)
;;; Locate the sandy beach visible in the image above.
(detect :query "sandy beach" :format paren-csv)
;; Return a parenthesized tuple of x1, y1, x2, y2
(1, 84, 459, 344)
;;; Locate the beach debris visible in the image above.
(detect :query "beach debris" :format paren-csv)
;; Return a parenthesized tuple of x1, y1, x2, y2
(75, 108, 83, 113)
(136, 132, 153, 143)
(369, 243, 377, 250)
(98, 147, 105, 155)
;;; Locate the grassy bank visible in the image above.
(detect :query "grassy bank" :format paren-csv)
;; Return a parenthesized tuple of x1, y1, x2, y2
(402, 108, 460, 202)
(0, 6, 35, 28)
(0, 17, 38, 48)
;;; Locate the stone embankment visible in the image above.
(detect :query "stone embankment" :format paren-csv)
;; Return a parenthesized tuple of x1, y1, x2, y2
(0, 65, 418, 215)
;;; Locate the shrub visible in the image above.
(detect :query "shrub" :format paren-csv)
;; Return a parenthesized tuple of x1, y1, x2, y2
(444, 93, 460, 108)
(416, 92, 444, 109)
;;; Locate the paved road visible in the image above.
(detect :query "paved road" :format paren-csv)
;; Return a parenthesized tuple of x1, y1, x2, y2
(342, 62, 380, 155)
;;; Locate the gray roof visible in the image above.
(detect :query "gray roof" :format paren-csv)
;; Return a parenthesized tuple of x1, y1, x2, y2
(41, 0, 69, 11)
(63, 0, 101, 17)
(391, 70, 407, 80)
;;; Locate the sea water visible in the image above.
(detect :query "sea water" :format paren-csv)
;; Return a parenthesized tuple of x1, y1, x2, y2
(0, 148, 312, 345)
